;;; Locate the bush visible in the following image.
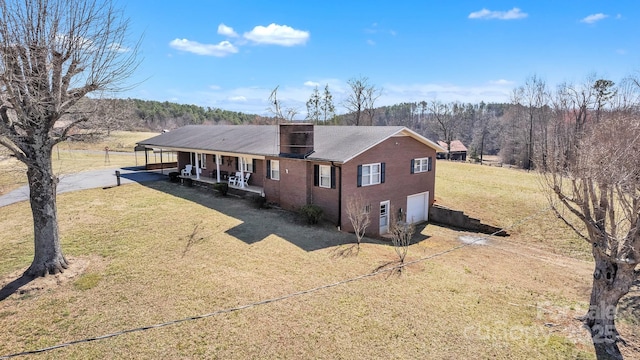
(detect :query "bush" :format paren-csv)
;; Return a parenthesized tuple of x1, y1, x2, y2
(168, 172, 180, 183)
(213, 182, 228, 196)
(252, 195, 268, 209)
(299, 204, 323, 225)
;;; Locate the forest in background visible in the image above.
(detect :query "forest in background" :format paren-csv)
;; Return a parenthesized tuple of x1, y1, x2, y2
(84, 73, 633, 170)
(80, 97, 513, 163)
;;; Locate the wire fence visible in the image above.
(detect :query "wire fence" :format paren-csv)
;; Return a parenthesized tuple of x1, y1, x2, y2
(1, 206, 555, 359)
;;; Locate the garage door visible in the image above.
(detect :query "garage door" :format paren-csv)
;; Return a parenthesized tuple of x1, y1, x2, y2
(406, 191, 429, 224)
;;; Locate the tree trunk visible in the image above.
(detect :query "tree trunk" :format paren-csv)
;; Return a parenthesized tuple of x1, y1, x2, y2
(23, 149, 68, 277)
(584, 255, 635, 360)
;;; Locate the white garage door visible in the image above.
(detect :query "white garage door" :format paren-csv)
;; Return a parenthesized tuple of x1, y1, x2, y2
(406, 191, 429, 224)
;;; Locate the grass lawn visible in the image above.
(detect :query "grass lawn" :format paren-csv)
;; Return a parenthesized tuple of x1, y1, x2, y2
(0, 158, 637, 358)
(0, 131, 159, 195)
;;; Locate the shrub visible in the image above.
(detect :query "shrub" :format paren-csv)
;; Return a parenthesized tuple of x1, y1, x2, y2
(168, 172, 180, 183)
(299, 204, 323, 225)
(252, 195, 268, 209)
(213, 182, 228, 196)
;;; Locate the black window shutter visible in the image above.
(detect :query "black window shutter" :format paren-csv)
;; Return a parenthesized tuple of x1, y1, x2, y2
(428, 157, 433, 171)
(235, 157, 239, 171)
(313, 164, 319, 186)
(410, 159, 415, 174)
(381, 163, 386, 183)
(252, 159, 257, 172)
(330, 166, 336, 189)
(266, 160, 271, 179)
(357, 165, 362, 187)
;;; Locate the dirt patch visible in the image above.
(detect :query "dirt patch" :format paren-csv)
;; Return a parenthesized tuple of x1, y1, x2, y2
(0, 256, 105, 300)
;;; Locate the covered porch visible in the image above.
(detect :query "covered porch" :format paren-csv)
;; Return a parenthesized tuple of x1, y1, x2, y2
(178, 172, 264, 196)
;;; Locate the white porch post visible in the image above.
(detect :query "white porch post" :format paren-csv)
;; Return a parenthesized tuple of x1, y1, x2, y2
(194, 152, 201, 180)
(215, 154, 221, 183)
(238, 157, 245, 188)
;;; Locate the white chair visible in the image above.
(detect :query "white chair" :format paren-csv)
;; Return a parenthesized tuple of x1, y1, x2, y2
(239, 173, 251, 187)
(228, 171, 242, 186)
(181, 164, 193, 176)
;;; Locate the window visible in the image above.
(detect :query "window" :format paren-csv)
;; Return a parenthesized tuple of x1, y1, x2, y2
(412, 157, 432, 173)
(241, 157, 254, 173)
(319, 165, 331, 188)
(191, 153, 206, 169)
(359, 163, 382, 186)
(314, 164, 335, 189)
(270, 160, 280, 180)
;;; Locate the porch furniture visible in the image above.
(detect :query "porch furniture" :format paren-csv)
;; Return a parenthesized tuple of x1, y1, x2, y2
(181, 164, 192, 176)
(228, 171, 242, 186)
(239, 173, 251, 187)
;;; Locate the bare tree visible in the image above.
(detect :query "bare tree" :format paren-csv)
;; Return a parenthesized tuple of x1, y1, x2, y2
(427, 100, 456, 159)
(268, 86, 298, 122)
(320, 84, 335, 124)
(540, 77, 639, 359)
(390, 212, 415, 269)
(0, 0, 139, 276)
(512, 75, 550, 170)
(346, 194, 370, 253)
(305, 86, 321, 124)
(343, 76, 381, 126)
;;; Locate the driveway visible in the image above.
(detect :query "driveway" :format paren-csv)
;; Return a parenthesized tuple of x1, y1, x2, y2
(0, 167, 170, 207)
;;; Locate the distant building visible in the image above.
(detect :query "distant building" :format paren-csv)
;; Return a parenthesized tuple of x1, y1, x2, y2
(437, 140, 467, 161)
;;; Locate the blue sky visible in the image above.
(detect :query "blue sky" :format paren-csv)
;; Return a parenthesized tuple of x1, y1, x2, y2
(120, 1, 640, 117)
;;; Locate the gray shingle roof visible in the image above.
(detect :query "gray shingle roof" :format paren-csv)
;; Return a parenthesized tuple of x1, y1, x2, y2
(138, 125, 442, 163)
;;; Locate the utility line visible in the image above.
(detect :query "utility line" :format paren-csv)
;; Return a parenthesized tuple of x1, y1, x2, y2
(0, 206, 551, 359)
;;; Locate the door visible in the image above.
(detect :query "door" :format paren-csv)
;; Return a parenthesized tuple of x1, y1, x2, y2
(406, 191, 429, 224)
(379, 200, 390, 234)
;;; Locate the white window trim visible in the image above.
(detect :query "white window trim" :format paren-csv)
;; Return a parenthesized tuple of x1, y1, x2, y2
(414, 157, 430, 173)
(242, 157, 254, 173)
(361, 163, 381, 186)
(319, 165, 331, 188)
(270, 160, 280, 180)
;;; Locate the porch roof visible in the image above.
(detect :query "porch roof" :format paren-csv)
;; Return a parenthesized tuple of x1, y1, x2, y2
(138, 125, 444, 163)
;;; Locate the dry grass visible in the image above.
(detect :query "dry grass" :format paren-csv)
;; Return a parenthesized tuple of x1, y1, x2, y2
(0, 131, 158, 195)
(434, 161, 591, 260)
(0, 154, 636, 359)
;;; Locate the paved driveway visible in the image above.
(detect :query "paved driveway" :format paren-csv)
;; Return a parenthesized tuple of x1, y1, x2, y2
(0, 167, 170, 207)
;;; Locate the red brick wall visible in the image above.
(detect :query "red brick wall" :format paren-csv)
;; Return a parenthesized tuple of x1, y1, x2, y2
(339, 135, 437, 236)
(310, 162, 340, 225)
(264, 158, 309, 211)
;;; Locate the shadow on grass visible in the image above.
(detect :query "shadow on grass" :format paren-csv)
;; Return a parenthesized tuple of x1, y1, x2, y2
(139, 181, 434, 252)
(0, 274, 34, 302)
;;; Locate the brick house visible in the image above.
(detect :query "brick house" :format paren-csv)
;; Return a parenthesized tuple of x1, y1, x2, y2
(138, 124, 444, 237)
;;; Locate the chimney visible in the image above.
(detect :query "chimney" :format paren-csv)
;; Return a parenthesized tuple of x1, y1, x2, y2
(279, 123, 314, 158)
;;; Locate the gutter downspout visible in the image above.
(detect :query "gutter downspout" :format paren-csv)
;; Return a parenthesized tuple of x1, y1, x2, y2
(333, 162, 342, 230)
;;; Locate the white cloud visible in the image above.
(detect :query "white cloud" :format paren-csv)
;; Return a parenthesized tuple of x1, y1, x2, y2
(580, 13, 608, 24)
(468, 8, 528, 20)
(229, 96, 247, 102)
(489, 79, 514, 86)
(209, 85, 222, 90)
(304, 81, 320, 87)
(218, 23, 238, 37)
(108, 42, 130, 53)
(366, 39, 376, 46)
(169, 38, 238, 57)
(243, 23, 309, 46)
(616, 49, 627, 55)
